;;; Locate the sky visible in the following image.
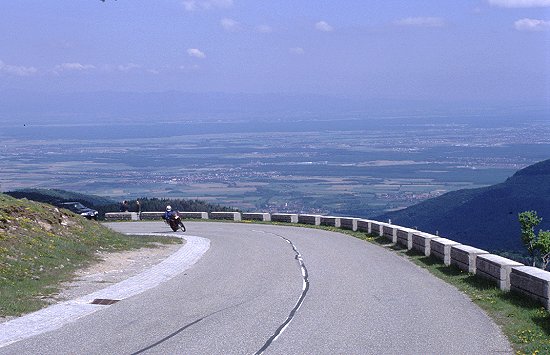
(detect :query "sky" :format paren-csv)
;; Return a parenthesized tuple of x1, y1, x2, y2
(0, 0, 549, 104)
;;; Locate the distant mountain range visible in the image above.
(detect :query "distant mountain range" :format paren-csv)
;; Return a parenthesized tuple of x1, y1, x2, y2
(376, 159, 550, 253)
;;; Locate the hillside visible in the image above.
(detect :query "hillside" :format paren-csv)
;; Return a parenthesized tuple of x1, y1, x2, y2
(0, 193, 179, 317)
(5, 188, 118, 220)
(0, 193, 119, 315)
(376, 159, 550, 253)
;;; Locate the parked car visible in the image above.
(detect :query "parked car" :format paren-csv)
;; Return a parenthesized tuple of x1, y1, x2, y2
(58, 202, 99, 220)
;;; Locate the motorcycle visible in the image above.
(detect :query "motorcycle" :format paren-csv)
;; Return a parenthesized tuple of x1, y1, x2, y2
(166, 212, 186, 232)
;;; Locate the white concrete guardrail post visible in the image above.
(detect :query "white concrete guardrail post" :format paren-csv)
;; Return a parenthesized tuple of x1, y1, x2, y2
(396, 227, 414, 250)
(450, 245, 490, 274)
(209, 212, 242, 221)
(382, 223, 397, 243)
(476, 254, 523, 291)
(340, 217, 358, 231)
(105, 212, 135, 221)
(510, 266, 550, 309)
(180, 212, 209, 219)
(356, 219, 372, 234)
(411, 232, 439, 256)
(370, 222, 383, 237)
(431, 238, 461, 266)
(242, 213, 271, 222)
(271, 213, 299, 223)
(298, 214, 321, 226)
(320, 216, 341, 228)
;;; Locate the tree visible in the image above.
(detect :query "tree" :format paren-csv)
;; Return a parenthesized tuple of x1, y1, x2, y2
(519, 210, 550, 270)
(537, 230, 550, 271)
(519, 211, 542, 266)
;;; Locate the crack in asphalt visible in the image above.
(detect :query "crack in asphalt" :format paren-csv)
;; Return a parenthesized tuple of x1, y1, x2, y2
(254, 232, 310, 355)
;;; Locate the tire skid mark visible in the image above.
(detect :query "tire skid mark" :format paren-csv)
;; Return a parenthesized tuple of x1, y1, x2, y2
(254, 231, 310, 355)
(131, 301, 247, 354)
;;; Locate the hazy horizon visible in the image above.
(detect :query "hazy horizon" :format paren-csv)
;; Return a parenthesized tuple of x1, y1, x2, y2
(1, 90, 548, 127)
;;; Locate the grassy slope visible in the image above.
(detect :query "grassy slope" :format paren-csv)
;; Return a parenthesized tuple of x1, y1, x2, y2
(0, 193, 179, 317)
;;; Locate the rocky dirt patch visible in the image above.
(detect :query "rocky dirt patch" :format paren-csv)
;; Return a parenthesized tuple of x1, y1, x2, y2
(53, 241, 184, 301)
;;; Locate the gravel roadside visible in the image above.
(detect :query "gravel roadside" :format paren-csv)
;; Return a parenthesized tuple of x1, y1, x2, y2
(54, 241, 185, 301)
(0, 241, 184, 324)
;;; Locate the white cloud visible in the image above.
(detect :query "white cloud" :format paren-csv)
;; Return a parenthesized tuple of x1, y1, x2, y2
(55, 62, 95, 72)
(488, 0, 550, 7)
(179, 64, 200, 71)
(183, 0, 233, 11)
(289, 47, 305, 55)
(394, 17, 445, 27)
(514, 18, 550, 31)
(256, 24, 273, 33)
(220, 18, 241, 32)
(187, 48, 206, 58)
(315, 21, 334, 32)
(0, 60, 38, 76)
(97, 63, 143, 73)
(117, 63, 141, 71)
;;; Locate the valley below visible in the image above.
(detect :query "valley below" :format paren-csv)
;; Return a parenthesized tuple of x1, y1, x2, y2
(1, 114, 549, 217)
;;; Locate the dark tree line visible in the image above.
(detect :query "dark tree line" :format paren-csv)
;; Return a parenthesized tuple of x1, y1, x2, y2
(115, 198, 238, 214)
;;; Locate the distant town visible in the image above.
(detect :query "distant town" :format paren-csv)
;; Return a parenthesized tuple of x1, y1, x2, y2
(2, 115, 549, 217)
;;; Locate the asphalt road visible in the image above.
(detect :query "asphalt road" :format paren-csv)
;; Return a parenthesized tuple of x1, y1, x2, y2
(0, 222, 512, 354)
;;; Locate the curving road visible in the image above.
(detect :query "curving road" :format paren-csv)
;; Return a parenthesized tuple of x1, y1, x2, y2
(0, 222, 511, 354)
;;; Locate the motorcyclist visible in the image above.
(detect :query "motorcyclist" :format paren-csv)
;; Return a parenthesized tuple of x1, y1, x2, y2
(163, 205, 186, 232)
(163, 205, 177, 221)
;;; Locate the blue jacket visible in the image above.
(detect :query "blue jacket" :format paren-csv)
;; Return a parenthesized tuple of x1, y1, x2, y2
(163, 210, 177, 220)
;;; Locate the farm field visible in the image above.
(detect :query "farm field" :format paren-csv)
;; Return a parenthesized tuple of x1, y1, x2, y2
(1, 115, 549, 216)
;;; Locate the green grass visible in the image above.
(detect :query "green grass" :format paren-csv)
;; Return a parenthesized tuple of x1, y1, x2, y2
(0, 194, 181, 318)
(0, 230, 180, 317)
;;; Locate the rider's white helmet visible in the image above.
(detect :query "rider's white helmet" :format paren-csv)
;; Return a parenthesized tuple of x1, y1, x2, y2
(166, 205, 172, 211)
